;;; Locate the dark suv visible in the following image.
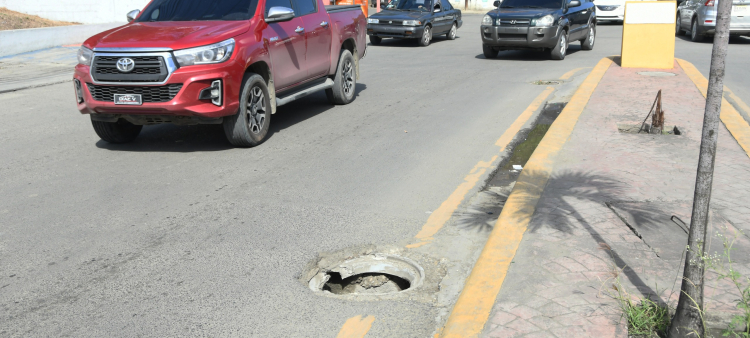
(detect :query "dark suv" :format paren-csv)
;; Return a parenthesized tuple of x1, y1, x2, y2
(480, 0, 596, 60)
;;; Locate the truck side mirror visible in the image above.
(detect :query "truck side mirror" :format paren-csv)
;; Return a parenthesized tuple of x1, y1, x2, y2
(127, 9, 141, 23)
(493, 0, 501, 6)
(266, 7, 295, 23)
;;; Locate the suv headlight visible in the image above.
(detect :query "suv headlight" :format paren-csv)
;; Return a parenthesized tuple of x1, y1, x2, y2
(174, 38, 235, 67)
(482, 15, 493, 25)
(402, 20, 421, 26)
(531, 15, 554, 27)
(77, 46, 93, 66)
(368, 18, 379, 24)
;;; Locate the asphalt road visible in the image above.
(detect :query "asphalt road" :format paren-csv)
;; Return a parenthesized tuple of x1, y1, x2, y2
(1, 14, 748, 337)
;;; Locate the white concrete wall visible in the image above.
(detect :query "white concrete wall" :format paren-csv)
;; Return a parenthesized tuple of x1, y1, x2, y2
(0, 23, 124, 57)
(449, 0, 496, 11)
(0, 0, 151, 24)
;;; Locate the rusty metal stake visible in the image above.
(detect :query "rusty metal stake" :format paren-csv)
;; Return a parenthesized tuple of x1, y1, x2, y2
(638, 90, 665, 134)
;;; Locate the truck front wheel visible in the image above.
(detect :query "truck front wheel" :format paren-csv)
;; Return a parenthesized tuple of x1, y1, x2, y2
(91, 117, 142, 144)
(326, 49, 357, 105)
(223, 73, 271, 147)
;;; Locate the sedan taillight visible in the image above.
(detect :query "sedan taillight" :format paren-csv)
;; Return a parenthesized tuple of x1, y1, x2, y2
(704, 0, 715, 6)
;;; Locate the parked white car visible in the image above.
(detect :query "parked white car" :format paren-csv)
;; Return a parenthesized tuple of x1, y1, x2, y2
(595, 0, 626, 23)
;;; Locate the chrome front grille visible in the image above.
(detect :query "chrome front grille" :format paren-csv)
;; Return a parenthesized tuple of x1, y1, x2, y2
(499, 19, 531, 26)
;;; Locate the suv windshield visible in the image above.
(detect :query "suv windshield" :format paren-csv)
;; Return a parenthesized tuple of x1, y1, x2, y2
(137, 0, 259, 22)
(500, 0, 562, 9)
(396, 0, 433, 11)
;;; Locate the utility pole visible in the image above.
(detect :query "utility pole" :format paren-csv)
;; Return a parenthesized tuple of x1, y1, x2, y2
(668, 0, 733, 336)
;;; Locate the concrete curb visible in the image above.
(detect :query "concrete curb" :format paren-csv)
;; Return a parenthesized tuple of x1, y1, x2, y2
(439, 57, 614, 338)
(0, 23, 124, 58)
(677, 58, 750, 159)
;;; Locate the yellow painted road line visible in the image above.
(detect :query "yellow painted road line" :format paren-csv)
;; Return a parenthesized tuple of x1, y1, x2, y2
(676, 58, 750, 158)
(336, 315, 375, 338)
(407, 86, 555, 249)
(440, 57, 613, 338)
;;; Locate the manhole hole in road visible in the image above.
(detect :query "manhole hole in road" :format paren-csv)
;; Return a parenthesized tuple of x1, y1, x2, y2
(531, 80, 562, 85)
(308, 254, 424, 296)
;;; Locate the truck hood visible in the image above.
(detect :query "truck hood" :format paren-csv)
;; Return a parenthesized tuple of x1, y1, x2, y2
(84, 21, 251, 51)
(370, 9, 431, 20)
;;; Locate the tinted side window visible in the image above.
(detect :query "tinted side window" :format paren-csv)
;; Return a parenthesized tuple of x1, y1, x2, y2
(266, 0, 294, 16)
(440, 0, 453, 10)
(293, 0, 317, 15)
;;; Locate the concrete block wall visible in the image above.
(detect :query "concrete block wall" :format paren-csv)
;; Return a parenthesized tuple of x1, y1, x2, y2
(0, 0, 151, 24)
(448, 0, 496, 11)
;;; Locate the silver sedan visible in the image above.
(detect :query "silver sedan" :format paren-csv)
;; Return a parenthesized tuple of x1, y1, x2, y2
(676, 0, 750, 41)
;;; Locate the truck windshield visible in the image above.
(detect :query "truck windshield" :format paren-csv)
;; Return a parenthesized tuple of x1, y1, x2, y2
(500, 0, 562, 9)
(137, 0, 259, 22)
(395, 0, 433, 11)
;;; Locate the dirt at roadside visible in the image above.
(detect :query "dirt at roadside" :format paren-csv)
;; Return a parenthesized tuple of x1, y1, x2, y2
(0, 7, 80, 31)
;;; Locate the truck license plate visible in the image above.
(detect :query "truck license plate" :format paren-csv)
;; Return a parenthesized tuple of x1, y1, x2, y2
(114, 94, 143, 105)
(733, 5, 747, 14)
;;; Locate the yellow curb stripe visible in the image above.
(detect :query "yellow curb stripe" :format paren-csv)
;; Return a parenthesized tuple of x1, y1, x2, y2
(440, 57, 613, 338)
(408, 86, 555, 249)
(336, 315, 375, 338)
(676, 58, 750, 158)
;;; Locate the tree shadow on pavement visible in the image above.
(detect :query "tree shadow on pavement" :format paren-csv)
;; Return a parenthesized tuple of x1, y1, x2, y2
(507, 169, 668, 301)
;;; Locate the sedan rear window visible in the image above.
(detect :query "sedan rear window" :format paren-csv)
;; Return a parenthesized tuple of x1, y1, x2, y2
(138, 0, 259, 22)
(500, 0, 562, 9)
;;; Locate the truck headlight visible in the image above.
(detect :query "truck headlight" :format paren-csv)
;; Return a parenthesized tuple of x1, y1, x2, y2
(531, 15, 554, 27)
(174, 38, 235, 67)
(402, 20, 421, 26)
(368, 18, 379, 24)
(482, 15, 493, 25)
(77, 46, 93, 66)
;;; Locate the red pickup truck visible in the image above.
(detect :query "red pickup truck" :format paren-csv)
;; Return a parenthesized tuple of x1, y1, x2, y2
(74, 0, 367, 147)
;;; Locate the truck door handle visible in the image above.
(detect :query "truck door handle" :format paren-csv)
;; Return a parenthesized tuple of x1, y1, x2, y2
(295, 26, 304, 33)
(320, 21, 329, 27)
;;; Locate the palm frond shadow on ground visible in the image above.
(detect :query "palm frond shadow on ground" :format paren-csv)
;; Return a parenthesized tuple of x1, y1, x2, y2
(511, 169, 667, 302)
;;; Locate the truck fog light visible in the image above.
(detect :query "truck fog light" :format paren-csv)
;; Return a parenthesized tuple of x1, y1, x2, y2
(73, 79, 84, 104)
(199, 80, 222, 106)
(536, 28, 544, 34)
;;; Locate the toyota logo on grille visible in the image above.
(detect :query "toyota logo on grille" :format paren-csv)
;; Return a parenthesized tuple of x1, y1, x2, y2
(116, 58, 135, 73)
(510, 20, 517, 24)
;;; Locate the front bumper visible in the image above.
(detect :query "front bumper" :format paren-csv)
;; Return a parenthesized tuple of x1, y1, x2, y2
(367, 23, 425, 38)
(74, 59, 244, 119)
(596, 7, 624, 21)
(480, 25, 560, 49)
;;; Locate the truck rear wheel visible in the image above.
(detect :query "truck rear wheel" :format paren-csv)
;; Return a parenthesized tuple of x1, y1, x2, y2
(223, 73, 271, 147)
(326, 49, 357, 105)
(91, 117, 142, 144)
(370, 36, 382, 45)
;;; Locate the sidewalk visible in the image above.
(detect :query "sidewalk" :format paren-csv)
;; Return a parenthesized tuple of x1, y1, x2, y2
(0, 46, 78, 94)
(471, 58, 750, 337)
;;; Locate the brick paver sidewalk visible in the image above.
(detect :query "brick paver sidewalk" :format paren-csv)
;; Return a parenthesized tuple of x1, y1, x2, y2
(482, 60, 750, 337)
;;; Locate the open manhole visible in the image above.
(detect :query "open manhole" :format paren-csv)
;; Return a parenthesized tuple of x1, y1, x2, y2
(308, 254, 424, 296)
